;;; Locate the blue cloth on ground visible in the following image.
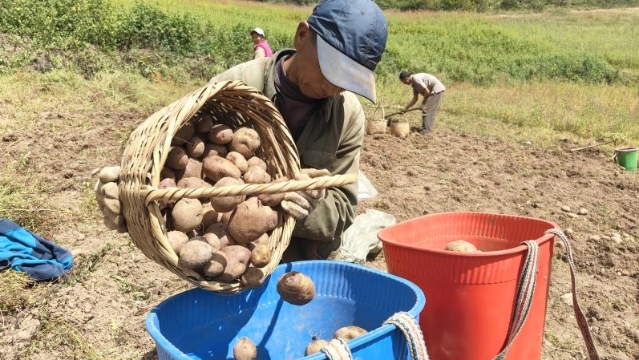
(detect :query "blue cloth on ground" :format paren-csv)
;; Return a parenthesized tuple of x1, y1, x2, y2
(0, 218, 73, 281)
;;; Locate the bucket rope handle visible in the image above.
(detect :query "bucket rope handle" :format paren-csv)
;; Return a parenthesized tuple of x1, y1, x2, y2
(320, 311, 429, 360)
(494, 230, 600, 360)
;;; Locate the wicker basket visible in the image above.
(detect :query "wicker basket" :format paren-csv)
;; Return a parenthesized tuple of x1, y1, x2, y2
(366, 105, 387, 135)
(119, 80, 356, 293)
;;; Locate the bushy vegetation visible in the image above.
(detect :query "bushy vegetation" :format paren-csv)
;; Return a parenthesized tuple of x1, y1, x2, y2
(0, 0, 636, 86)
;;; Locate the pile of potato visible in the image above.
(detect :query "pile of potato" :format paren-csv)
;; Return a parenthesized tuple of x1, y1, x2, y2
(156, 114, 289, 287)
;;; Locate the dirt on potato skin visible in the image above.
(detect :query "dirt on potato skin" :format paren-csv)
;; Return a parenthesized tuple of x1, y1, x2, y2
(0, 109, 638, 360)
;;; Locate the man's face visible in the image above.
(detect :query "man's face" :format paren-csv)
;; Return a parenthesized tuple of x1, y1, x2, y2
(291, 24, 343, 100)
(401, 77, 411, 85)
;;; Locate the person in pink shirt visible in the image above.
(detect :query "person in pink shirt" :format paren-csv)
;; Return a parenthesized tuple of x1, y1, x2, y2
(250, 27, 273, 59)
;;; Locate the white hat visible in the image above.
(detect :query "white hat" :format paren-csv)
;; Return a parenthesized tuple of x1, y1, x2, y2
(250, 27, 265, 37)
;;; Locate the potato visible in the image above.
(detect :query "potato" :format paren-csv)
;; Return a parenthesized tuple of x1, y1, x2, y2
(208, 124, 234, 145)
(204, 223, 236, 248)
(219, 211, 233, 225)
(180, 158, 203, 179)
(177, 177, 211, 189)
(445, 240, 478, 253)
(160, 167, 176, 181)
(334, 326, 368, 341)
(246, 157, 267, 171)
(233, 337, 257, 360)
(202, 233, 221, 252)
(228, 197, 279, 244)
(166, 147, 189, 170)
(98, 166, 120, 183)
(246, 233, 269, 251)
(172, 122, 195, 146)
(203, 156, 241, 182)
(277, 271, 315, 306)
(243, 165, 271, 184)
(250, 243, 271, 268)
(167, 230, 189, 254)
(201, 202, 219, 229)
(203, 251, 227, 278)
(210, 177, 245, 213)
(159, 178, 177, 189)
(229, 127, 260, 159)
(185, 136, 206, 158)
(305, 337, 329, 356)
(103, 197, 121, 214)
(171, 198, 203, 232)
(257, 177, 289, 206)
(226, 151, 248, 173)
(240, 267, 265, 289)
(217, 245, 251, 282)
(202, 142, 228, 158)
(178, 238, 213, 270)
(101, 181, 119, 199)
(196, 114, 214, 133)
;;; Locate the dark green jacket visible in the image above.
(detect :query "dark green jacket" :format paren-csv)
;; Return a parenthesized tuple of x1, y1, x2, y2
(209, 49, 364, 244)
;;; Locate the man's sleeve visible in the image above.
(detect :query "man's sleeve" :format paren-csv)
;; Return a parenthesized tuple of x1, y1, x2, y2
(292, 96, 364, 242)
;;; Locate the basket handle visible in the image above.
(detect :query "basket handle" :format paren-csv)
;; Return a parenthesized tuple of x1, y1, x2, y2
(141, 173, 357, 205)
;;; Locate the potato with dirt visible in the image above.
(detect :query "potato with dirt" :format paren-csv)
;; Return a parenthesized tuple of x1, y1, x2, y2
(277, 271, 315, 305)
(204, 223, 236, 248)
(249, 243, 271, 268)
(240, 267, 265, 288)
(202, 251, 227, 278)
(196, 114, 213, 133)
(445, 240, 478, 253)
(243, 165, 271, 184)
(228, 197, 279, 244)
(305, 337, 329, 356)
(229, 127, 261, 158)
(179, 158, 203, 179)
(167, 230, 189, 254)
(226, 151, 249, 173)
(172, 122, 195, 146)
(334, 326, 368, 341)
(166, 147, 189, 170)
(246, 156, 267, 171)
(210, 177, 245, 212)
(203, 156, 241, 182)
(178, 238, 213, 271)
(216, 245, 251, 283)
(170, 198, 203, 232)
(202, 142, 228, 158)
(233, 337, 257, 360)
(208, 124, 234, 145)
(185, 137, 206, 159)
(257, 177, 289, 206)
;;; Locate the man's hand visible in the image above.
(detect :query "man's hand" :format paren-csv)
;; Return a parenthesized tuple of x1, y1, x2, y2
(94, 166, 127, 233)
(280, 168, 330, 220)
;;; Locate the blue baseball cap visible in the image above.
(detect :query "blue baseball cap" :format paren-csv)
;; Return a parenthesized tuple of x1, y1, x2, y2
(307, 0, 388, 103)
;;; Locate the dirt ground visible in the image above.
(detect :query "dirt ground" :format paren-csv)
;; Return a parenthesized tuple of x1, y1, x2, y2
(1, 106, 638, 360)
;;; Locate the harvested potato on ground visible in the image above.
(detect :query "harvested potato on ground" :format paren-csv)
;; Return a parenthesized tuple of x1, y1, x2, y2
(217, 245, 251, 283)
(228, 197, 279, 244)
(246, 233, 269, 251)
(445, 240, 478, 253)
(201, 202, 218, 229)
(202, 142, 228, 158)
(240, 267, 265, 288)
(180, 158, 203, 179)
(196, 114, 213, 133)
(226, 151, 249, 173)
(203, 156, 241, 182)
(166, 147, 189, 170)
(250, 243, 271, 268)
(229, 127, 260, 158)
(257, 177, 289, 206)
(171, 198, 203, 232)
(334, 326, 368, 341)
(246, 156, 267, 171)
(103, 197, 121, 214)
(203, 251, 227, 278)
(167, 231, 189, 254)
(210, 177, 245, 212)
(177, 177, 211, 189)
(172, 122, 195, 146)
(243, 165, 271, 184)
(277, 271, 315, 306)
(208, 124, 234, 145)
(306, 337, 329, 356)
(100, 182, 119, 199)
(178, 239, 213, 270)
(233, 337, 257, 360)
(98, 166, 120, 183)
(185, 136, 206, 158)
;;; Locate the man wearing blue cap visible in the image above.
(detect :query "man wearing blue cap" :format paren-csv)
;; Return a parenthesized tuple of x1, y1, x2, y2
(209, 0, 388, 261)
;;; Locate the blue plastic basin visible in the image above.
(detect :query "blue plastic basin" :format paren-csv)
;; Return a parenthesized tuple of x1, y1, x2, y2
(146, 260, 425, 360)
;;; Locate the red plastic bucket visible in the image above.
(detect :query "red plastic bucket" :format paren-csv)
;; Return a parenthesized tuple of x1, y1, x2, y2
(378, 212, 557, 360)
